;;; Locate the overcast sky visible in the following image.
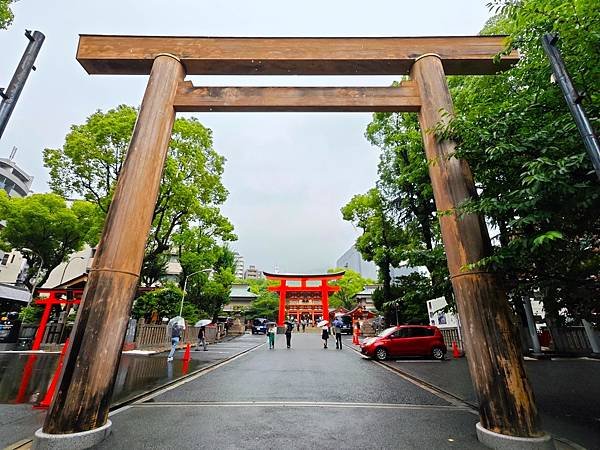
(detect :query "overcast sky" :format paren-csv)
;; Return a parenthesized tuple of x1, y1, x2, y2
(0, 1, 492, 274)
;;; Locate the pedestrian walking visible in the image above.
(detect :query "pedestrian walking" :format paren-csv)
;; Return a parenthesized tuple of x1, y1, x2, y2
(285, 321, 293, 348)
(301, 319, 306, 332)
(167, 322, 182, 361)
(321, 325, 330, 349)
(333, 317, 343, 350)
(296, 320, 300, 332)
(267, 323, 276, 349)
(196, 325, 207, 351)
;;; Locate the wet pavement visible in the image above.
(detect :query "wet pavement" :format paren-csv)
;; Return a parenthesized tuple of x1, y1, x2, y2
(99, 332, 483, 450)
(0, 334, 264, 448)
(380, 350, 600, 449)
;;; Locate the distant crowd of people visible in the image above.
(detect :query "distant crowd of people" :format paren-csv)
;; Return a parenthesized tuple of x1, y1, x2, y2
(266, 316, 346, 350)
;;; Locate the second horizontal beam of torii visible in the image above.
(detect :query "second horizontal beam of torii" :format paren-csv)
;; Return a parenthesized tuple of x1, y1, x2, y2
(174, 81, 420, 112)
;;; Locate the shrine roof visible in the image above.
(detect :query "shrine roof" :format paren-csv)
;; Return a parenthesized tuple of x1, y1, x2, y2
(263, 271, 345, 280)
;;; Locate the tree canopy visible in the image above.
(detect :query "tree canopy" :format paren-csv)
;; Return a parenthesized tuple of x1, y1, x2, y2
(43, 105, 236, 286)
(327, 268, 374, 310)
(346, 0, 599, 326)
(0, 192, 102, 289)
(0, 0, 13, 29)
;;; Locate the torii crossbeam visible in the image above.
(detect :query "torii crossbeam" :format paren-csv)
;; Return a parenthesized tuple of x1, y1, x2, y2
(35, 35, 549, 449)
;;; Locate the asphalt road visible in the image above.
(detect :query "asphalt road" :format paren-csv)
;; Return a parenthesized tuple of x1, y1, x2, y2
(100, 333, 484, 449)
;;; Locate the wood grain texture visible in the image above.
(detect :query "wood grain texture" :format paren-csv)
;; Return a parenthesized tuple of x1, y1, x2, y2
(76, 35, 518, 75)
(173, 81, 420, 112)
(411, 55, 542, 437)
(44, 55, 185, 434)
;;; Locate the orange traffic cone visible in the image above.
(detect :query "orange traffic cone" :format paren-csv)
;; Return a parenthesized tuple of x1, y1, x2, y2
(183, 342, 191, 362)
(452, 341, 462, 358)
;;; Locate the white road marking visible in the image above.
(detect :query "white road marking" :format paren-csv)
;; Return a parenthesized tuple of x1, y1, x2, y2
(132, 401, 472, 411)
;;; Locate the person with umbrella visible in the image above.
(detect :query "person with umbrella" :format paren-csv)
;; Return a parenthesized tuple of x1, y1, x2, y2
(318, 320, 330, 349)
(195, 319, 212, 351)
(333, 316, 344, 350)
(167, 317, 185, 362)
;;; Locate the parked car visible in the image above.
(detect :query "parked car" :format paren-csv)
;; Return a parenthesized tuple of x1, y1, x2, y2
(360, 325, 447, 361)
(251, 318, 268, 334)
(339, 315, 353, 334)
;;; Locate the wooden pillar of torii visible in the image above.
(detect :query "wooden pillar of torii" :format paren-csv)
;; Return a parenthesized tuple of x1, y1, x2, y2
(39, 35, 547, 445)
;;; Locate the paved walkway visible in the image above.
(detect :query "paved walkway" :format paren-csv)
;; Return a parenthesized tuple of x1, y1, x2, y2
(382, 353, 600, 449)
(99, 332, 483, 449)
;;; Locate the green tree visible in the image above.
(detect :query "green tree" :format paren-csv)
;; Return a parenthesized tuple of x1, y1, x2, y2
(43, 105, 235, 286)
(0, 0, 14, 29)
(0, 192, 102, 289)
(444, 0, 600, 324)
(327, 268, 373, 310)
(341, 188, 403, 303)
(132, 283, 200, 324)
(365, 109, 452, 303)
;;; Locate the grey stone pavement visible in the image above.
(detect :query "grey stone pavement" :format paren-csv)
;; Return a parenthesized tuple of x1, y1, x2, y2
(373, 346, 600, 449)
(0, 334, 263, 449)
(100, 332, 484, 450)
(3, 332, 598, 449)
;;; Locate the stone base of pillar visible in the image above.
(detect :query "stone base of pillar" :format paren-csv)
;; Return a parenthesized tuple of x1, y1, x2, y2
(476, 423, 553, 450)
(33, 420, 112, 450)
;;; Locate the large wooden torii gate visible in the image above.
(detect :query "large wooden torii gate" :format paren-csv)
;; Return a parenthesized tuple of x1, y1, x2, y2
(38, 35, 548, 447)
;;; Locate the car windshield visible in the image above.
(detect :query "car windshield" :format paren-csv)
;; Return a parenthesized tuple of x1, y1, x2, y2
(377, 327, 397, 337)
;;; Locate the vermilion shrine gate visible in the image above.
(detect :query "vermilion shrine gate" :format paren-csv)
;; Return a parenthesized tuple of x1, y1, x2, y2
(263, 271, 344, 325)
(34, 35, 551, 448)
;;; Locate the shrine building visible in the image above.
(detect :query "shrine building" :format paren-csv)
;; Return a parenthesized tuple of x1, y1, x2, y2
(263, 271, 344, 325)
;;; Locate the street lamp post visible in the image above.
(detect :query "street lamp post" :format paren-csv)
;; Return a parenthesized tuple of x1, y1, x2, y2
(59, 256, 86, 286)
(21, 247, 43, 306)
(179, 269, 212, 317)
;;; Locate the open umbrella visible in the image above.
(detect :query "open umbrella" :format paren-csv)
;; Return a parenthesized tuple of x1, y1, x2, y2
(317, 320, 329, 327)
(334, 312, 346, 317)
(168, 316, 185, 328)
(194, 319, 212, 327)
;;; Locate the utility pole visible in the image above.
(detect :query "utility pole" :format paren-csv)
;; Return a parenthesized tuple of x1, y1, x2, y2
(0, 30, 45, 140)
(541, 33, 600, 180)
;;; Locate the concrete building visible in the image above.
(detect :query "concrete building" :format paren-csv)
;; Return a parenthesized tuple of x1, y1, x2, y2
(0, 156, 34, 286)
(233, 252, 245, 279)
(336, 245, 378, 280)
(0, 156, 33, 198)
(244, 264, 262, 280)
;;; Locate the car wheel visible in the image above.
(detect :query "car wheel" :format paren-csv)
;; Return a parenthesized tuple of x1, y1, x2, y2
(432, 347, 445, 360)
(375, 347, 388, 361)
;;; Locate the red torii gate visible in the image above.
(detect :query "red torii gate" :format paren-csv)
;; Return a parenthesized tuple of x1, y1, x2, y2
(264, 271, 344, 326)
(32, 289, 84, 351)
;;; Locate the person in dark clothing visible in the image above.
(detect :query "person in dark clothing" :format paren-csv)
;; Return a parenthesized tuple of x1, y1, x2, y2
(197, 326, 207, 351)
(333, 317, 343, 350)
(321, 326, 329, 348)
(285, 321, 293, 348)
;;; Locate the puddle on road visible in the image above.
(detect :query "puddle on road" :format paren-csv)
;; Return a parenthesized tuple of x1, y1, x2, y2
(0, 353, 200, 406)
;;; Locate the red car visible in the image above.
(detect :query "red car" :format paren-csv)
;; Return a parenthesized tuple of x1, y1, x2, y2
(360, 325, 447, 361)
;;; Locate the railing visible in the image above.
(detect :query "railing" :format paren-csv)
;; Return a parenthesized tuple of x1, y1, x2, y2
(549, 326, 591, 354)
(134, 319, 225, 351)
(439, 327, 463, 351)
